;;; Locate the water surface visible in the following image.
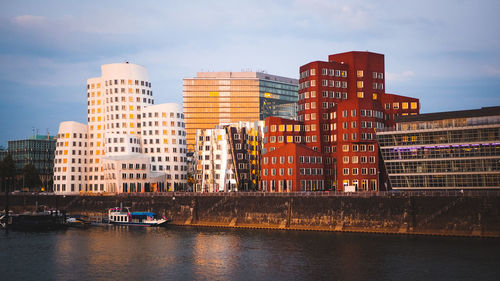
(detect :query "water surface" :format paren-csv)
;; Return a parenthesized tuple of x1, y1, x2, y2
(1, 226, 499, 281)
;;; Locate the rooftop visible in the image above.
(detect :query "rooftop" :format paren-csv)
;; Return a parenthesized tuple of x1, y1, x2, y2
(396, 106, 500, 123)
(192, 72, 298, 84)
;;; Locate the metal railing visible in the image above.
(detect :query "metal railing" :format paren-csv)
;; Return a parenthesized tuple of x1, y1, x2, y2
(0, 189, 500, 197)
(39, 189, 500, 198)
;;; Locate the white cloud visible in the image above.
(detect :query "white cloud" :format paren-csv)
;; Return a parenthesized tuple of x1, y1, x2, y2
(386, 70, 415, 81)
(482, 65, 500, 77)
(293, 0, 372, 30)
(12, 15, 46, 26)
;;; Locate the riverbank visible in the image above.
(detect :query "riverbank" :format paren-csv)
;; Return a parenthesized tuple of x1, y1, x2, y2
(2, 192, 500, 237)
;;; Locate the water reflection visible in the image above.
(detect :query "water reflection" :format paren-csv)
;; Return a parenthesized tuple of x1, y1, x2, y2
(191, 231, 240, 279)
(1, 227, 500, 281)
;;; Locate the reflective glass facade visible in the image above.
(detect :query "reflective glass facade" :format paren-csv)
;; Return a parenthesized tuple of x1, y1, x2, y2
(1, 135, 56, 190)
(183, 72, 298, 151)
(377, 107, 500, 190)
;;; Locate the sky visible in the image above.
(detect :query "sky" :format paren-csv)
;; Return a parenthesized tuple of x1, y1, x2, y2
(1, 0, 499, 146)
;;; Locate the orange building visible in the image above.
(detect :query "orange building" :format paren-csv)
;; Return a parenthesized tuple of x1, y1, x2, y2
(183, 72, 298, 152)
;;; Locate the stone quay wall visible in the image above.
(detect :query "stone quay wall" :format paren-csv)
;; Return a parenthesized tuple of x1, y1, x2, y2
(2, 191, 500, 237)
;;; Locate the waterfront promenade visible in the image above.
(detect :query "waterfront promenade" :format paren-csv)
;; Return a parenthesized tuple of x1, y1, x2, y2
(2, 191, 500, 238)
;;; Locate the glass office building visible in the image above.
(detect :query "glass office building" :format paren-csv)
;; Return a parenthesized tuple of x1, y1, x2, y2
(376, 106, 500, 190)
(183, 72, 298, 151)
(1, 134, 56, 190)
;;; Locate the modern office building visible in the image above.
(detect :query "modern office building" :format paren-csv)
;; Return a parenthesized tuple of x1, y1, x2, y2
(261, 51, 420, 192)
(0, 134, 56, 191)
(194, 121, 264, 192)
(53, 63, 187, 194)
(183, 72, 298, 151)
(376, 106, 500, 190)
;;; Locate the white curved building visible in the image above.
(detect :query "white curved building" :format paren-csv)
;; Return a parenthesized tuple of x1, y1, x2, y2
(141, 103, 187, 190)
(53, 121, 88, 193)
(53, 62, 186, 194)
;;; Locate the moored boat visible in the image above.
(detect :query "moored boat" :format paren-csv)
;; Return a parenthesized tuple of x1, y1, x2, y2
(108, 207, 169, 227)
(1, 210, 67, 231)
(66, 214, 91, 228)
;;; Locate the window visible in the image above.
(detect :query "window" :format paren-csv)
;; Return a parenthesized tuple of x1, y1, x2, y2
(385, 103, 390, 110)
(343, 168, 349, 175)
(357, 91, 364, 98)
(357, 81, 363, 88)
(357, 70, 363, 77)
(402, 102, 409, 109)
(411, 102, 418, 109)
(393, 102, 399, 109)
(372, 93, 378, 100)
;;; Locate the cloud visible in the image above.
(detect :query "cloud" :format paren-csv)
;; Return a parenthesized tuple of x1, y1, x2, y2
(482, 65, 500, 77)
(293, 0, 372, 30)
(386, 70, 415, 81)
(12, 15, 46, 26)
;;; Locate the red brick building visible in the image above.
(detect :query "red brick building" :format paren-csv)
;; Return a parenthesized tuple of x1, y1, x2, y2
(261, 51, 420, 192)
(261, 143, 325, 192)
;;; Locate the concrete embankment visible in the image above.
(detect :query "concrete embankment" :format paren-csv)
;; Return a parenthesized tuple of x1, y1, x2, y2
(2, 192, 500, 237)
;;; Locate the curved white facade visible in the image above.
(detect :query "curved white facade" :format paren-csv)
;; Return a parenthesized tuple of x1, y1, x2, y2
(53, 62, 186, 194)
(142, 103, 187, 190)
(53, 121, 88, 194)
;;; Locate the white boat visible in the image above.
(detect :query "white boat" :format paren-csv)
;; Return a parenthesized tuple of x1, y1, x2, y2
(108, 207, 169, 227)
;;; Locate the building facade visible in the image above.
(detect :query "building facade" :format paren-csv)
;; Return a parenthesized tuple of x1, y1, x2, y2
(376, 106, 500, 190)
(0, 134, 56, 191)
(53, 63, 186, 194)
(194, 121, 264, 192)
(183, 72, 298, 151)
(262, 51, 420, 192)
(261, 143, 325, 192)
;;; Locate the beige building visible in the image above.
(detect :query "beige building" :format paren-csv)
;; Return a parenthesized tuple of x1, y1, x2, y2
(183, 72, 298, 151)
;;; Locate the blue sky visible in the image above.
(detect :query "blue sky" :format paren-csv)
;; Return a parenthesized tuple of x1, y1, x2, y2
(1, 0, 499, 146)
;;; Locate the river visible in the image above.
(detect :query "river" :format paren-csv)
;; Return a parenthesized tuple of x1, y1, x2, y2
(1, 226, 499, 281)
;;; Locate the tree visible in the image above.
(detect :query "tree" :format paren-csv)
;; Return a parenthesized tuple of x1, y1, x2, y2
(22, 163, 42, 191)
(0, 154, 15, 192)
